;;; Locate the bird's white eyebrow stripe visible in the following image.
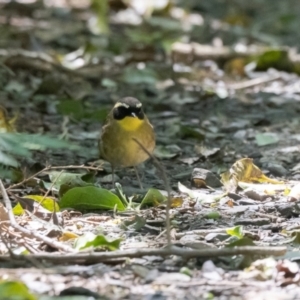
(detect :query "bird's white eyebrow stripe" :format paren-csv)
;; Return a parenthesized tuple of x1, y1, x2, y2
(114, 102, 129, 108)
(114, 102, 142, 109)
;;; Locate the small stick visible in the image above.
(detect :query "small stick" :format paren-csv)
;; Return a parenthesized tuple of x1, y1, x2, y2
(7, 164, 103, 190)
(0, 245, 286, 264)
(228, 75, 281, 90)
(0, 180, 75, 253)
(132, 138, 172, 246)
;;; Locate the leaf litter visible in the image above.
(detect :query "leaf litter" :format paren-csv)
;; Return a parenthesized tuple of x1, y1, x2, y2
(2, 0, 300, 299)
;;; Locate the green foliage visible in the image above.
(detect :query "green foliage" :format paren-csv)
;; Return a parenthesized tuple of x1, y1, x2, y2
(140, 188, 166, 208)
(59, 186, 126, 211)
(13, 195, 59, 216)
(0, 133, 79, 169)
(56, 100, 85, 120)
(255, 49, 293, 72)
(226, 237, 255, 247)
(226, 225, 244, 239)
(74, 232, 121, 251)
(205, 211, 220, 220)
(91, 0, 109, 34)
(255, 132, 279, 146)
(0, 281, 36, 300)
(121, 215, 146, 231)
(122, 66, 158, 85)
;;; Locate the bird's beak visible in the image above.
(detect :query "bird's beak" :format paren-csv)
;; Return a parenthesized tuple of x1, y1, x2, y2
(131, 112, 137, 118)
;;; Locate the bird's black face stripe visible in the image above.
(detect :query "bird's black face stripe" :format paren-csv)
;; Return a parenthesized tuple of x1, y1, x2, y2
(113, 106, 145, 120)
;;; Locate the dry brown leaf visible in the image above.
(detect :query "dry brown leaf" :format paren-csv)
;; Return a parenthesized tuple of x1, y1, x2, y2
(221, 158, 283, 192)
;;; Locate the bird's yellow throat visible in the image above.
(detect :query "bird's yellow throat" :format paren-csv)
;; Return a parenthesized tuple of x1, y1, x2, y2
(117, 116, 144, 131)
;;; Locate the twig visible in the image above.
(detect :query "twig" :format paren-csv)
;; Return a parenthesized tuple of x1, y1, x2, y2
(0, 180, 75, 253)
(175, 228, 259, 238)
(228, 75, 281, 90)
(0, 245, 286, 264)
(0, 49, 99, 79)
(41, 170, 64, 202)
(132, 138, 172, 246)
(7, 164, 103, 190)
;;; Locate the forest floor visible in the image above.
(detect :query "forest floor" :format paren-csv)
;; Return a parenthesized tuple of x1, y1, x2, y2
(1, 1, 300, 299)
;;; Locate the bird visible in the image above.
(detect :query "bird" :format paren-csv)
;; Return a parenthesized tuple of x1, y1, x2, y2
(99, 97, 155, 188)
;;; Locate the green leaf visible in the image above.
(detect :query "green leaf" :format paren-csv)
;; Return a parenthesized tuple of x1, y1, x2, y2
(226, 225, 244, 239)
(13, 203, 24, 216)
(121, 214, 146, 231)
(74, 232, 121, 251)
(60, 186, 125, 211)
(57, 99, 85, 120)
(205, 211, 220, 220)
(0, 281, 37, 300)
(292, 231, 300, 244)
(122, 66, 158, 85)
(140, 188, 166, 208)
(180, 125, 205, 140)
(0, 133, 80, 166)
(256, 49, 292, 72)
(154, 145, 181, 159)
(13, 195, 59, 216)
(114, 183, 129, 207)
(227, 237, 255, 248)
(48, 171, 94, 190)
(0, 151, 19, 167)
(255, 133, 279, 146)
(24, 195, 59, 212)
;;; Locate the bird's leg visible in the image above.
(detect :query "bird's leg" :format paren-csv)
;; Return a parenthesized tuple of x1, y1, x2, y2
(134, 166, 143, 190)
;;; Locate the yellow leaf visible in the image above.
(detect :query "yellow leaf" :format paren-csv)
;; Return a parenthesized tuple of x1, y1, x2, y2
(0, 106, 16, 133)
(59, 231, 79, 242)
(13, 203, 24, 216)
(221, 158, 283, 192)
(24, 195, 59, 212)
(170, 197, 183, 208)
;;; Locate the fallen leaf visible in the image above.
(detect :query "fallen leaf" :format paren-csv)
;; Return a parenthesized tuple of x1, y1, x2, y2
(0, 106, 16, 133)
(59, 231, 79, 242)
(221, 158, 283, 192)
(74, 232, 121, 251)
(0, 281, 36, 300)
(226, 225, 244, 239)
(255, 132, 279, 146)
(170, 196, 183, 208)
(140, 188, 166, 208)
(60, 186, 125, 211)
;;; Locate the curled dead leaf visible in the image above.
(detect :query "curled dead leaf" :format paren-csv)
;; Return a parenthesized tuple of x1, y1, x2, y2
(221, 158, 283, 193)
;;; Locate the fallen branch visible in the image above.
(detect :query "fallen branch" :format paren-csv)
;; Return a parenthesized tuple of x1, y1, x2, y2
(171, 42, 267, 64)
(0, 245, 286, 264)
(0, 49, 100, 79)
(133, 138, 172, 246)
(0, 180, 75, 253)
(228, 74, 281, 90)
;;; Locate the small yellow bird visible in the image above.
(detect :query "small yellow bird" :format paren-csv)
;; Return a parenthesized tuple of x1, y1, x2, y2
(99, 97, 155, 188)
